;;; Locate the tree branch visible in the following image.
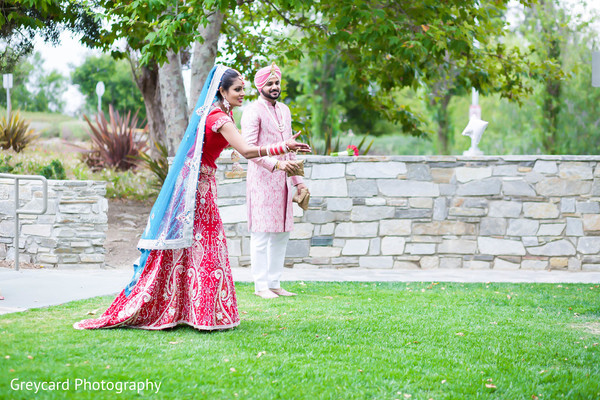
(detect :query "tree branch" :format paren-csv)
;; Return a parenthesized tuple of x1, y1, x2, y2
(261, 0, 326, 31)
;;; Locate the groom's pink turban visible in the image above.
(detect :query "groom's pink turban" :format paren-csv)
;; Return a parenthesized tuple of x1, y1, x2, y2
(254, 62, 281, 91)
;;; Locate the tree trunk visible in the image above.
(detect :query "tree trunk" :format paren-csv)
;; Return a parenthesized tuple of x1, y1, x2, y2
(537, 0, 563, 155)
(128, 58, 166, 158)
(189, 11, 224, 111)
(541, 39, 562, 154)
(318, 53, 336, 154)
(159, 49, 189, 156)
(431, 93, 453, 155)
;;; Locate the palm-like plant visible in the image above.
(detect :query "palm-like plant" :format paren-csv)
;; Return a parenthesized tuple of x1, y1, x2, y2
(0, 112, 38, 152)
(81, 105, 148, 171)
(136, 140, 169, 190)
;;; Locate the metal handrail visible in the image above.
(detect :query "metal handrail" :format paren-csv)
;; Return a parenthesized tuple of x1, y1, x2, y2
(0, 173, 48, 271)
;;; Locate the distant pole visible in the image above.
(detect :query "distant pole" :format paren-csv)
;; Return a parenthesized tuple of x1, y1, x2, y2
(470, 5, 481, 121)
(3, 74, 13, 120)
(469, 88, 481, 120)
(593, 51, 600, 88)
(95, 81, 105, 114)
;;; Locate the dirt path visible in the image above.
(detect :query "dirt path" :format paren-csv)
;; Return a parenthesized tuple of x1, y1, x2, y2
(105, 199, 153, 269)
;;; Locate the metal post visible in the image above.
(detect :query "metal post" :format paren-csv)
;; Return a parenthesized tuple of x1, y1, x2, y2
(0, 173, 48, 271)
(3, 73, 13, 119)
(14, 176, 19, 271)
(96, 81, 105, 114)
(469, 88, 481, 120)
(6, 86, 10, 119)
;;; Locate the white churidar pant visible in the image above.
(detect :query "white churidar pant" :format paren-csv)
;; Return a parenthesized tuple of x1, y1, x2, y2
(250, 232, 290, 292)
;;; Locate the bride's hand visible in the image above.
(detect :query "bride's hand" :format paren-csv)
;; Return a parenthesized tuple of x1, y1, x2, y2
(286, 131, 312, 153)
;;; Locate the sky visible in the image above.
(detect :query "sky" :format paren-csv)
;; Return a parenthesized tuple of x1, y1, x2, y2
(30, 0, 600, 116)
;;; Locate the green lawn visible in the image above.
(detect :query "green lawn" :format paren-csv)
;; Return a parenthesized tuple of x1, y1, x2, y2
(1, 282, 599, 399)
(0, 109, 88, 140)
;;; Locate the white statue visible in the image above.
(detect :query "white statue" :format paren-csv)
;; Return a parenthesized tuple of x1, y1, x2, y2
(462, 116, 489, 156)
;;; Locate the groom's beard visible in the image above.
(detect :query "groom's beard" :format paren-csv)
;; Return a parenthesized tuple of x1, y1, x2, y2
(261, 87, 280, 101)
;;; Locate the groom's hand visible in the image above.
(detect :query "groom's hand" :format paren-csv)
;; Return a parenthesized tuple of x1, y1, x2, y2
(286, 131, 312, 153)
(277, 160, 301, 175)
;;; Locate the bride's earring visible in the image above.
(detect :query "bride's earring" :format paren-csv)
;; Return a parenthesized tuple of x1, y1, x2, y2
(222, 97, 231, 112)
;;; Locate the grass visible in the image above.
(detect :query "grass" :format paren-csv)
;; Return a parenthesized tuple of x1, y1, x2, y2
(1, 110, 89, 141)
(1, 282, 599, 399)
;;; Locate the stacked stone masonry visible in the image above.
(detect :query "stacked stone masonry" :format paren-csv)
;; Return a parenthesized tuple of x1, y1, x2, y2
(216, 155, 600, 271)
(0, 179, 108, 268)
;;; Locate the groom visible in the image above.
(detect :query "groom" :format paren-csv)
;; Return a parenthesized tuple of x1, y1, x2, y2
(241, 63, 309, 299)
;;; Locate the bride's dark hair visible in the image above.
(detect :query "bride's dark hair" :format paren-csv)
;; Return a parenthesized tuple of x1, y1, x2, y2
(216, 69, 241, 101)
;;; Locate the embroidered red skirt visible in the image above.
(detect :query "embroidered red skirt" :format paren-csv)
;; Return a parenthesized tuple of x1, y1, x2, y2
(74, 166, 239, 331)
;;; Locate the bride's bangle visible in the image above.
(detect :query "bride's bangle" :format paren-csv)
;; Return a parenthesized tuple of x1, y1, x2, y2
(266, 142, 289, 156)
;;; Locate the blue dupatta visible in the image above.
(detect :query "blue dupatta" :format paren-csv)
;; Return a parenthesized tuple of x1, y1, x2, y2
(124, 65, 228, 295)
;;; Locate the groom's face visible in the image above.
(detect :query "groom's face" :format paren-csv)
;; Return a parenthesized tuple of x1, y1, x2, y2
(261, 76, 281, 101)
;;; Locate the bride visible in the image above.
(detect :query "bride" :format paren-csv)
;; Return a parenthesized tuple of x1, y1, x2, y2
(74, 65, 310, 331)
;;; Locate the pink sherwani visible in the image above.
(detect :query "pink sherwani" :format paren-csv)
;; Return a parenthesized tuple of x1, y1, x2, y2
(241, 97, 304, 232)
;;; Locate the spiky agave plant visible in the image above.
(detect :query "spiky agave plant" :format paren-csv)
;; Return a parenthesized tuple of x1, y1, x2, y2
(0, 112, 38, 152)
(81, 105, 148, 171)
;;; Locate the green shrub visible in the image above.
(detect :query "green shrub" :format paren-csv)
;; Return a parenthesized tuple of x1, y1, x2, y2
(136, 140, 169, 190)
(37, 159, 67, 180)
(99, 168, 158, 200)
(0, 154, 67, 180)
(0, 154, 20, 173)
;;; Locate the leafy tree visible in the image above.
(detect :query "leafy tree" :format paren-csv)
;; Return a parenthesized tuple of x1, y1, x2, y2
(71, 54, 146, 121)
(78, 0, 564, 157)
(0, 52, 67, 112)
(0, 0, 101, 72)
(286, 51, 352, 154)
(29, 70, 67, 113)
(285, 51, 400, 154)
(553, 15, 600, 154)
(28, 53, 67, 112)
(514, 0, 599, 154)
(520, 0, 568, 154)
(0, 54, 33, 109)
(234, 1, 565, 154)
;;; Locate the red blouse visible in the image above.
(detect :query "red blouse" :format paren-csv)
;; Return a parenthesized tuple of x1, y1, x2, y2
(202, 107, 234, 168)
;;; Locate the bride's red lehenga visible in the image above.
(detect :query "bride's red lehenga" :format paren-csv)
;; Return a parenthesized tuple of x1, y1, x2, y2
(74, 108, 240, 331)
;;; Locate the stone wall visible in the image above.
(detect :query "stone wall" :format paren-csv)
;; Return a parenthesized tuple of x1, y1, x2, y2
(0, 179, 108, 268)
(215, 155, 600, 271)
